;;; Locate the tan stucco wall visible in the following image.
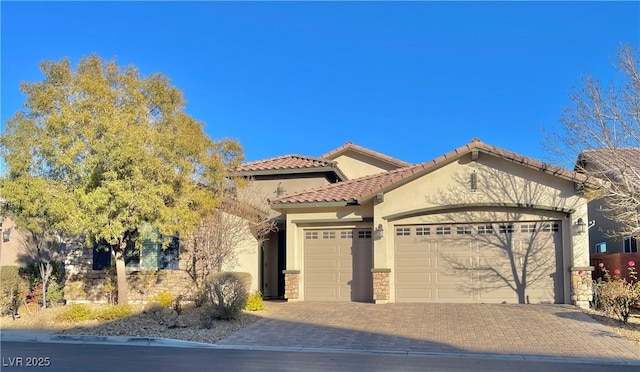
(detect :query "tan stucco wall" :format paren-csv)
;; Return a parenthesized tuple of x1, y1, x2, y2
(330, 153, 402, 180)
(251, 176, 332, 199)
(0, 218, 35, 267)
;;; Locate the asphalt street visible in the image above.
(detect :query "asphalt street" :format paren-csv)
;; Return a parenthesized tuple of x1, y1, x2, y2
(1, 342, 638, 372)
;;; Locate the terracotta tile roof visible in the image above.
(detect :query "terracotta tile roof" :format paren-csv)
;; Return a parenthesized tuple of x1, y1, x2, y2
(322, 141, 412, 168)
(578, 148, 640, 186)
(234, 154, 338, 173)
(272, 138, 599, 206)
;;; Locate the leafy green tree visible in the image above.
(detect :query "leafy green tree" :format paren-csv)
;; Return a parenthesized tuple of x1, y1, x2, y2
(1, 55, 243, 304)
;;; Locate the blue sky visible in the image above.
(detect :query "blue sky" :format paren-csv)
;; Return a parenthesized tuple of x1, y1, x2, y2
(2, 2, 639, 166)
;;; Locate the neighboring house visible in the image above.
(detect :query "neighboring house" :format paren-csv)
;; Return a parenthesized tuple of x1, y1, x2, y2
(268, 139, 598, 309)
(0, 217, 36, 267)
(576, 148, 640, 254)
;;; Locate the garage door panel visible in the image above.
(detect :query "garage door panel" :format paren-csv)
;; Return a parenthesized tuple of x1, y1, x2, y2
(396, 287, 435, 300)
(395, 222, 563, 303)
(436, 271, 472, 283)
(397, 271, 432, 283)
(305, 229, 372, 302)
(436, 287, 474, 300)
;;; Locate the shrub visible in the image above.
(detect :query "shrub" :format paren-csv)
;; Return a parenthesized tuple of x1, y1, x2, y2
(202, 272, 249, 320)
(594, 261, 640, 323)
(0, 266, 28, 318)
(245, 291, 265, 311)
(56, 304, 93, 322)
(65, 281, 87, 302)
(149, 291, 174, 308)
(94, 304, 132, 321)
(46, 278, 64, 306)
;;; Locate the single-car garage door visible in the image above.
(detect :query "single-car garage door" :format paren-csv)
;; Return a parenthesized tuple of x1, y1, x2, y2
(395, 221, 563, 303)
(304, 229, 373, 302)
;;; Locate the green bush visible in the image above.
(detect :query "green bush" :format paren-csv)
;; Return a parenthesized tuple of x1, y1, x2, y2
(201, 272, 249, 321)
(245, 291, 265, 311)
(56, 304, 93, 322)
(0, 266, 28, 317)
(149, 291, 173, 308)
(594, 261, 640, 323)
(56, 304, 132, 322)
(94, 304, 132, 321)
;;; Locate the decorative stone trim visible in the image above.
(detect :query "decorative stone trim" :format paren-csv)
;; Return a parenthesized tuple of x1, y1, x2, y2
(371, 268, 391, 304)
(282, 270, 300, 301)
(569, 266, 594, 310)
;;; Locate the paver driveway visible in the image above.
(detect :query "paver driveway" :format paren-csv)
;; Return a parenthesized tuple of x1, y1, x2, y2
(219, 302, 640, 362)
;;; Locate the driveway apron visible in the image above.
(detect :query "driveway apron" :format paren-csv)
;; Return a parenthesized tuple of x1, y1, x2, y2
(219, 302, 640, 361)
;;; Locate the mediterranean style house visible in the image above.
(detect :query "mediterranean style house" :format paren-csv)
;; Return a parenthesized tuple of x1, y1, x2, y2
(237, 139, 599, 309)
(6, 138, 599, 309)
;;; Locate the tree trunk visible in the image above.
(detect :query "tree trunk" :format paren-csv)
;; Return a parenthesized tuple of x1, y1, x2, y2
(114, 244, 129, 305)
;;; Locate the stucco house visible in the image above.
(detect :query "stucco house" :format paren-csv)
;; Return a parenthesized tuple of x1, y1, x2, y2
(253, 139, 599, 309)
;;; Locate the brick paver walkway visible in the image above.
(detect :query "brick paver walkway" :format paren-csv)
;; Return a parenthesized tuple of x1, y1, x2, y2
(219, 302, 640, 361)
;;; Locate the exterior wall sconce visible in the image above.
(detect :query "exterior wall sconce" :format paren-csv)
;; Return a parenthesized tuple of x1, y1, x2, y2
(2, 228, 10, 242)
(374, 224, 384, 239)
(575, 218, 586, 234)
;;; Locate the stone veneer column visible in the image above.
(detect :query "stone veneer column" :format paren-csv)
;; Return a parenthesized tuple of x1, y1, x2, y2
(282, 270, 300, 301)
(371, 268, 391, 304)
(570, 266, 594, 309)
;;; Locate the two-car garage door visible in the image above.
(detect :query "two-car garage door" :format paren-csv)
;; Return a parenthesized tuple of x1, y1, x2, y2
(304, 229, 373, 302)
(395, 221, 563, 303)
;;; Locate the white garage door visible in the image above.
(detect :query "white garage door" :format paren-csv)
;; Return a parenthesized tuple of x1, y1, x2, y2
(395, 221, 563, 303)
(304, 229, 373, 302)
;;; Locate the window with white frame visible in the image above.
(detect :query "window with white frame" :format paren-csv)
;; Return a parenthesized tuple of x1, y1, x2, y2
(477, 225, 493, 234)
(322, 231, 335, 239)
(340, 231, 353, 239)
(396, 227, 411, 236)
(416, 227, 430, 236)
(436, 226, 451, 235)
(499, 224, 514, 234)
(456, 226, 472, 235)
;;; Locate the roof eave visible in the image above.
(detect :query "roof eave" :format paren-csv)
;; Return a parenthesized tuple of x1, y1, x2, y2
(270, 201, 353, 211)
(232, 166, 345, 179)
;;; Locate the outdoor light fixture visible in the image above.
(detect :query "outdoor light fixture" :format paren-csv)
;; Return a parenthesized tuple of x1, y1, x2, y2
(575, 218, 587, 234)
(2, 228, 10, 242)
(375, 224, 384, 239)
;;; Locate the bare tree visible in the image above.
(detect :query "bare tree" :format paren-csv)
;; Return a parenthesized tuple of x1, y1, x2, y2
(544, 44, 640, 237)
(18, 225, 65, 309)
(184, 180, 278, 288)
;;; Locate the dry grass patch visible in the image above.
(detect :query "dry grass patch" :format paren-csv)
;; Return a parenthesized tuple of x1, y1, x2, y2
(0, 303, 264, 344)
(583, 308, 640, 347)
